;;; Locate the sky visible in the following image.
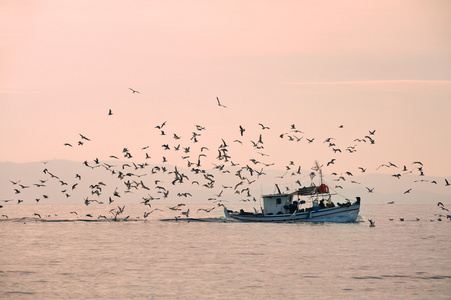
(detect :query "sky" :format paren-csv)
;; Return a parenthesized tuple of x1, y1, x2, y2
(1, 0, 451, 181)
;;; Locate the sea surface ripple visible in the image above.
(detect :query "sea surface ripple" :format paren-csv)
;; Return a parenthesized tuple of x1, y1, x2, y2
(0, 203, 450, 299)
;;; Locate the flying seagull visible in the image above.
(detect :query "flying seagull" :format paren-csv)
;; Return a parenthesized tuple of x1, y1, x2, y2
(79, 134, 91, 141)
(129, 88, 140, 94)
(239, 125, 245, 136)
(258, 123, 270, 130)
(216, 97, 226, 108)
(326, 159, 336, 166)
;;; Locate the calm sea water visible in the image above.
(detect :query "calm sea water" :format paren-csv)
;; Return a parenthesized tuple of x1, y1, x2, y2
(0, 203, 450, 299)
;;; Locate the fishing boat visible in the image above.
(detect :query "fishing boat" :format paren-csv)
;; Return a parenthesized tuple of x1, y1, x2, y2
(223, 162, 361, 222)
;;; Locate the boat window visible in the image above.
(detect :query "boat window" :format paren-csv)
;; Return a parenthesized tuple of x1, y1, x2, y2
(276, 198, 281, 205)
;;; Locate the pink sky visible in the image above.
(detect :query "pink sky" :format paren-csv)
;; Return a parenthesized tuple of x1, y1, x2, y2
(1, 0, 451, 177)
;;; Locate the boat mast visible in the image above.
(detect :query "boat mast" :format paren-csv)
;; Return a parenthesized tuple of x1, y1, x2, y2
(275, 183, 282, 194)
(315, 160, 323, 185)
(319, 165, 323, 185)
(315, 160, 326, 202)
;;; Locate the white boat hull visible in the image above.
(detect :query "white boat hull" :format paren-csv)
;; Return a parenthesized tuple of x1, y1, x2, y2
(224, 204, 360, 223)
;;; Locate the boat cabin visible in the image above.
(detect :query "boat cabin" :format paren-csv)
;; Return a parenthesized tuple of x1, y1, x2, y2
(262, 184, 333, 215)
(262, 194, 294, 215)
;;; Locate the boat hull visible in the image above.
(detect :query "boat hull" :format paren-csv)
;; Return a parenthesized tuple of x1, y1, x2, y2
(224, 204, 360, 223)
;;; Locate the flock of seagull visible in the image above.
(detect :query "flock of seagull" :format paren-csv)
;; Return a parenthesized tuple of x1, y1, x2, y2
(1, 90, 450, 223)
(368, 201, 450, 227)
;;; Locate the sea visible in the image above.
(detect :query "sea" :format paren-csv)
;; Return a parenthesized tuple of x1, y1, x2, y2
(0, 203, 450, 299)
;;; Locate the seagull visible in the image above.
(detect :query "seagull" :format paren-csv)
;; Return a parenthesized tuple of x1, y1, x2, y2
(79, 134, 91, 141)
(437, 202, 449, 211)
(445, 179, 450, 186)
(388, 162, 398, 168)
(108, 109, 113, 116)
(129, 88, 140, 94)
(216, 97, 226, 108)
(365, 135, 375, 144)
(368, 219, 375, 227)
(195, 125, 206, 131)
(258, 123, 270, 130)
(181, 208, 190, 218)
(327, 159, 335, 166)
(155, 121, 167, 129)
(197, 206, 216, 213)
(239, 125, 245, 136)
(323, 138, 335, 143)
(404, 189, 412, 194)
(366, 187, 374, 193)
(376, 164, 390, 170)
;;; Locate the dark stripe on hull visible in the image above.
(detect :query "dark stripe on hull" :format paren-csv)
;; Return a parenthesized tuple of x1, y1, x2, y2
(229, 206, 360, 222)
